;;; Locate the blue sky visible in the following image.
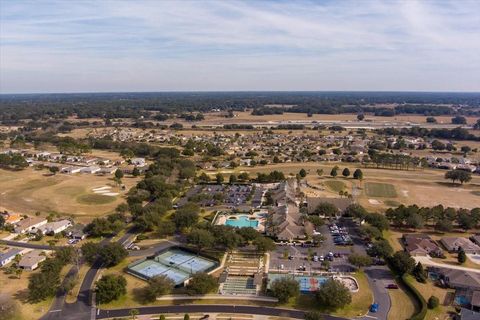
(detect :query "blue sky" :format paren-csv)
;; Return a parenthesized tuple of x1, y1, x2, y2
(1, 0, 479, 93)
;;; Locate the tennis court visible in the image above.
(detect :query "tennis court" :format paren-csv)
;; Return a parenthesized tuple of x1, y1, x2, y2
(128, 247, 217, 285)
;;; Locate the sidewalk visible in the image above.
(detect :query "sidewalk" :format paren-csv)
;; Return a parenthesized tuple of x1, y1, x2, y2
(156, 294, 278, 302)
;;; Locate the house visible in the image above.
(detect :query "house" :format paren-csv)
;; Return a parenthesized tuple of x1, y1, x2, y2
(460, 308, 480, 320)
(61, 166, 82, 174)
(37, 219, 72, 235)
(18, 250, 45, 271)
(131, 158, 146, 166)
(14, 217, 47, 234)
(471, 291, 480, 311)
(1, 212, 22, 224)
(80, 166, 101, 174)
(440, 237, 480, 254)
(403, 234, 443, 257)
(471, 235, 480, 246)
(66, 224, 87, 240)
(99, 167, 117, 174)
(431, 267, 480, 291)
(83, 157, 98, 165)
(0, 248, 23, 267)
(306, 197, 353, 216)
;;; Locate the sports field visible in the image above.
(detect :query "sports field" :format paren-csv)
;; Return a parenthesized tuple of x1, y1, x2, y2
(0, 168, 139, 222)
(128, 248, 217, 285)
(231, 162, 480, 211)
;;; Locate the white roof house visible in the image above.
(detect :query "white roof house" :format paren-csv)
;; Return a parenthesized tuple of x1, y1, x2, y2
(0, 248, 24, 267)
(61, 166, 82, 174)
(80, 166, 101, 174)
(14, 217, 47, 234)
(131, 158, 146, 166)
(37, 220, 72, 235)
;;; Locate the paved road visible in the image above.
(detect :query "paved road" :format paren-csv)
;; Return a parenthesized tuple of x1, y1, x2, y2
(360, 266, 394, 320)
(0, 240, 61, 250)
(41, 229, 138, 320)
(128, 239, 179, 257)
(97, 305, 347, 320)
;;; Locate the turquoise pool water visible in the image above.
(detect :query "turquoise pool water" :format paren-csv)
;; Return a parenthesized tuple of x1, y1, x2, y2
(455, 295, 470, 305)
(226, 215, 259, 228)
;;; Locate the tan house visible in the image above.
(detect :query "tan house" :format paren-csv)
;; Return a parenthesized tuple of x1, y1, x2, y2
(440, 237, 480, 254)
(14, 217, 47, 234)
(19, 250, 45, 271)
(403, 234, 443, 257)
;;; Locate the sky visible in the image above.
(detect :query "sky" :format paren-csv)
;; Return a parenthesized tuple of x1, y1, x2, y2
(0, 0, 479, 93)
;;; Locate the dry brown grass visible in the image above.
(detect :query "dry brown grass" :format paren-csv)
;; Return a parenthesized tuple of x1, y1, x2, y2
(233, 162, 480, 211)
(0, 168, 140, 222)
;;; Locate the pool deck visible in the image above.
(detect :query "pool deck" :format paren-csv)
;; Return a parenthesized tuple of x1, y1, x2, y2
(215, 212, 266, 232)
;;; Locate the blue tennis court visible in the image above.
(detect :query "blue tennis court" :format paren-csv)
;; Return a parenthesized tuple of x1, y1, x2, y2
(128, 248, 217, 285)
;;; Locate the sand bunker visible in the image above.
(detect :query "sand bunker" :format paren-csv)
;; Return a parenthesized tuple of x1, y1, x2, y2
(368, 199, 381, 205)
(91, 186, 118, 197)
(92, 186, 111, 191)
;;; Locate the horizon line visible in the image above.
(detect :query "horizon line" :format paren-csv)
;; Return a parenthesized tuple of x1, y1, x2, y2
(2, 89, 480, 96)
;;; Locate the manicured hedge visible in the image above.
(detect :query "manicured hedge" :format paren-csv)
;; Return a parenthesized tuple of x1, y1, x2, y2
(400, 274, 427, 320)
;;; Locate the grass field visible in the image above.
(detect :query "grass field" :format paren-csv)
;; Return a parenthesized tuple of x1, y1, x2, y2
(404, 275, 454, 320)
(365, 182, 397, 198)
(0, 168, 139, 222)
(77, 194, 116, 205)
(0, 260, 74, 320)
(285, 272, 372, 317)
(323, 180, 347, 193)
(232, 162, 480, 211)
(387, 285, 418, 320)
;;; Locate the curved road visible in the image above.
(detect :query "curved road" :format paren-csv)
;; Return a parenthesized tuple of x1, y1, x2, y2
(361, 266, 393, 320)
(41, 229, 138, 320)
(97, 305, 347, 320)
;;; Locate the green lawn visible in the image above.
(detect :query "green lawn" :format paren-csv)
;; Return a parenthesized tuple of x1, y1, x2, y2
(76, 194, 116, 205)
(324, 180, 347, 193)
(365, 182, 397, 198)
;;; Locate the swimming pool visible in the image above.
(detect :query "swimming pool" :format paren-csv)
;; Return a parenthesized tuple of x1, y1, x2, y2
(226, 215, 259, 228)
(455, 295, 470, 306)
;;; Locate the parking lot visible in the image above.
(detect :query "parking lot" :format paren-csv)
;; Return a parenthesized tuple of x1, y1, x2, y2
(269, 218, 367, 273)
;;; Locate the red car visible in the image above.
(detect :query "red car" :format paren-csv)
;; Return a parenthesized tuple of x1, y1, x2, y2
(386, 284, 399, 289)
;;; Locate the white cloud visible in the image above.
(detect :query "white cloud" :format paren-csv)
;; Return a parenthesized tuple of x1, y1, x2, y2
(0, 0, 479, 93)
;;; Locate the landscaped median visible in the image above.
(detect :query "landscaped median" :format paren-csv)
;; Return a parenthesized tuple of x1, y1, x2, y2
(398, 274, 427, 320)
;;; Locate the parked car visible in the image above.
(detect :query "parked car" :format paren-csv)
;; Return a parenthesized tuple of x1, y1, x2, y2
(386, 284, 398, 289)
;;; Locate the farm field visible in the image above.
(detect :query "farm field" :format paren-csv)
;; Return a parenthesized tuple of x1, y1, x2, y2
(0, 168, 140, 222)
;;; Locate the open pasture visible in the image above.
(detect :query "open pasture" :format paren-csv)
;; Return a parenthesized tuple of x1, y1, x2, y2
(0, 168, 139, 222)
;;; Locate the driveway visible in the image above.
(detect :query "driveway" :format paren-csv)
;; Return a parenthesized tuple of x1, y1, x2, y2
(414, 255, 480, 274)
